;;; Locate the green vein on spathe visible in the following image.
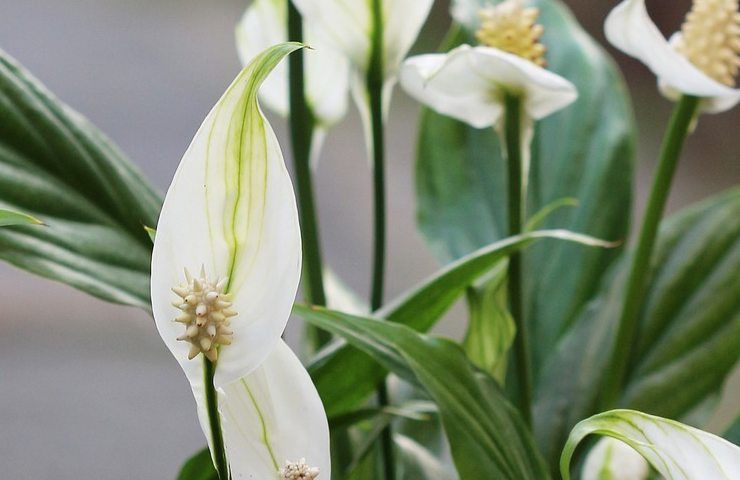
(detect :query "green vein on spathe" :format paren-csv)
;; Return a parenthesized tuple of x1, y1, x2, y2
(242, 379, 279, 471)
(561, 409, 740, 480)
(199, 42, 303, 293)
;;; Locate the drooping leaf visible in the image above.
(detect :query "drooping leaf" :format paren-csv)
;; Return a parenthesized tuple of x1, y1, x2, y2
(296, 304, 551, 480)
(176, 448, 218, 480)
(0, 50, 161, 309)
(416, 0, 634, 373)
(534, 188, 740, 470)
(308, 230, 613, 416)
(561, 410, 740, 480)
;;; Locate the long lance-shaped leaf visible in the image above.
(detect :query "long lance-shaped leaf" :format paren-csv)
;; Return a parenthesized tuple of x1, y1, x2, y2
(534, 187, 740, 470)
(561, 410, 740, 480)
(308, 230, 613, 416)
(0, 49, 161, 308)
(296, 304, 551, 480)
(0, 208, 43, 227)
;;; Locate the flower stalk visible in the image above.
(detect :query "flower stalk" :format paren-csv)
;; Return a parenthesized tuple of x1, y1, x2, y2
(501, 92, 533, 427)
(601, 94, 701, 409)
(287, 2, 329, 349)
(366, 0, 396, 478)
(204, 358, 229, 479)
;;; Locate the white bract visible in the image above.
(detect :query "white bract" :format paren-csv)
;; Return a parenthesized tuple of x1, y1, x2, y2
(581, 437, 649, 480)
(236, 0, 350, 128)
(151, 43, 329, 478)
(291, 0, 433, 79)
(605, 0, 740, 113)
(400, 0, 577, 129)
(562, 409, 740, 480)
(292, 0, 434, 121)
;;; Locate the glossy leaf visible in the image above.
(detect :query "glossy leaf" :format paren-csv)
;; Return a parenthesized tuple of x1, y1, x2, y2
(308, 230, 613, 416)
(561, 410, 740, 480)
(416, 0, 634, 372)
(396, 435, 457, 480)
(296, 304, 551, 480)
(176, 448, 217, 480)
(534, 188, 740, 469)
(0, 208, 43, 227)
(0, 50, 161, 309)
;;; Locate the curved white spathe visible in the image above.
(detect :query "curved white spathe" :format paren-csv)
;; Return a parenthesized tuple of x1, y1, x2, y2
(236, 0, 350, 127)
(604, 0, 740, 113)
(400, 44, 578, 129)
(582, 437, 650, 480)
(562, 409, 740, 480)
(151, 44, 302, 390)
(220, 340, 331, 479)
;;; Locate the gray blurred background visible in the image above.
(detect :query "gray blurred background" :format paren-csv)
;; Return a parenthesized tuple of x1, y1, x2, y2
(0, 0, 737, 478)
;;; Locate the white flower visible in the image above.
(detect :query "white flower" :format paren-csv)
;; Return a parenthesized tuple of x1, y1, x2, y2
(291, 0, 434, 123)
(605, 0, 740, 113)
(582, 438, 650, 480)
(151, 43, 329, 477)
(236, 0, 350, 129)
(400, 0, 577, 129)
(291, 0, 434, 80)
(562, 409, 740, 480)
(400, 44, 577, 129)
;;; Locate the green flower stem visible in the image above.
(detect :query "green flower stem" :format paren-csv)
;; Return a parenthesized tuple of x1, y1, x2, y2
(204, 358, 229, 480)
(601, 94, 701, 409)
(367, 0, 395, 478)
(502, 92, 532, 427)
(287, 2, 329, 349)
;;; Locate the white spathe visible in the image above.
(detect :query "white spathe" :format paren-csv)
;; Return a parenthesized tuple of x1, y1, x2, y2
(400, 44, 578, 129)
(151, 43, 329, 477)
(291, 0, 434, 78)
(562, 409, 740, 480)
(152, 45, 302, 389)
(582, 437, 650, 480)
(236, 0, 350, 128)
(220, 340, 330, 479)
(604, 0, 740, 113)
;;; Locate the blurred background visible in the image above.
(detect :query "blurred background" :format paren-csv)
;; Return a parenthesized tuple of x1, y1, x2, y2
(0, 0, 737, 478)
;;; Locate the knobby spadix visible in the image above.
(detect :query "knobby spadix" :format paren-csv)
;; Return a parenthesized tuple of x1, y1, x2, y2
(400, 0, 577, 129)
(605, 0, 740, 113)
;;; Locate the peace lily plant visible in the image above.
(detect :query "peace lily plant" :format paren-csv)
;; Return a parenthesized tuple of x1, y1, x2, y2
(1, 1, 739, 480)
(401, 0, 577, 424)
(151, 43, 329, 479)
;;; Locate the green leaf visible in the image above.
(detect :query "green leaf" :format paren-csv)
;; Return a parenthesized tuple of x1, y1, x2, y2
(724, 417, 740, 445)
(416, 0, 634, 373)
(0, 50, 161, 309)
(176, 448, 218, 480)
(462, 264, 515, 382)
(561, 409, 740, 480)
(396, 435, 457, 480)
(534, 188, 740, 470)
(0, 208, 44, 227)
(308, 230, 613, 416)
(296, 304, 551, 480)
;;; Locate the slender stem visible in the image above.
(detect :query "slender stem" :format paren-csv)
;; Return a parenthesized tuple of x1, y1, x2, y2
(502, 92, 532, 427)
(601, 95, 700, 409)
(367, 0, 395, 478)
(204, 358, 229, 479)
(287, 2, 329, 348)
